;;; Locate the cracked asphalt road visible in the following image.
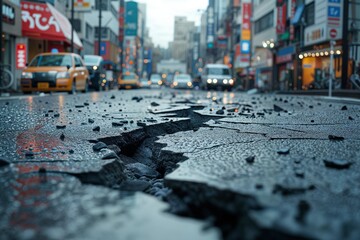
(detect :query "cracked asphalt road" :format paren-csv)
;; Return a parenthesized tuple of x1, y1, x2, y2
(0, 89, 360, 240)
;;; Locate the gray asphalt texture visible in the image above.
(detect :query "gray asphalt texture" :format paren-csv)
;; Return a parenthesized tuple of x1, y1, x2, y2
(0, 89, 360, 240)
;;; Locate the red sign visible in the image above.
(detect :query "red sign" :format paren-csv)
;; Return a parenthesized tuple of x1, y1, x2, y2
(276, 2, 287, 35)
(290, 0, 296, 41)
(241, 1, 252, 41)
(21, 1, 82, 48)
(16, 44, 27, 69)
(330, 29, 337, 38)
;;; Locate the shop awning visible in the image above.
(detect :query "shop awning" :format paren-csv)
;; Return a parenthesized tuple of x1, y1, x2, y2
(21, 1, 83, 49)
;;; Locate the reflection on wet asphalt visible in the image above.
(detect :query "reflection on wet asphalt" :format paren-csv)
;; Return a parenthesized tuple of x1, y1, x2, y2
(1, 89, 360, 240)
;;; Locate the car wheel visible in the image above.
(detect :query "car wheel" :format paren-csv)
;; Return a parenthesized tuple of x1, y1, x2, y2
(68, 80, 76, 94)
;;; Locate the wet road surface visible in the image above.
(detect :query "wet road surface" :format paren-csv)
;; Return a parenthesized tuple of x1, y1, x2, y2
(1, 89, 360, 240)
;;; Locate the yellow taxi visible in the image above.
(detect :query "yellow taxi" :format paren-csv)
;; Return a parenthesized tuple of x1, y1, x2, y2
(21, 52, 89, 94)
(118, 72, 140, 89)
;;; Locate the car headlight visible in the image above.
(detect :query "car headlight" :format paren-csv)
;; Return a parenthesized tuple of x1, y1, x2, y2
(229, 79, 234, 85)
(207, 79, 212, 84)
(93, 66, 98, 70)
(21, 72, 33, 79)
(187, 82, 192, 87)
(158, 80, 162, 85)
(56, 72, 70, 78)
(212, 79, 218, 84)
(223, 79, 228, 84)
(173, 81, 178, 86)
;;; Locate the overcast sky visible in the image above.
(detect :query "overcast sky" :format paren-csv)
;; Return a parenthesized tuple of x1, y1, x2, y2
(136, 0, 208, 48)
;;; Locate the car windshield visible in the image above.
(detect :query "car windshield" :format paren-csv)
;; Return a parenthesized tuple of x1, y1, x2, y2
(151, 74, 161, 80)
(29, 55, 72, 67)
(84, 56, 101, 66)
(207, 68, 230, 75)
(176, 75, 191, 81)
(123, 74, 136, 80)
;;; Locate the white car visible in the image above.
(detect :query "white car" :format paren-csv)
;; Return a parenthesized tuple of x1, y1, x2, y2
(201, 64, 234, 90)
(150, 74, 162, 87)
(172, 74, 193, 89)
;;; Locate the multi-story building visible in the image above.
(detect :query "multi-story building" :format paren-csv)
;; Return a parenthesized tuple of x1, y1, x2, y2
(171, 16, 195, 63)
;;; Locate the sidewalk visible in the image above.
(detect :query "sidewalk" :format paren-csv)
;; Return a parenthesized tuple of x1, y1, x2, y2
(277, 89, 360, 99)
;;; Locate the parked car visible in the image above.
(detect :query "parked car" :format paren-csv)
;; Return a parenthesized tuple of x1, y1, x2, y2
(150, 73, 163, 87)
(118, 72, 140, 89)
(83, 55, 104, 91)
(21, 52, 89, 94)
(140, 78, 151, 88)
(172, 74, 193, 89)
(201, 64, 234, 90)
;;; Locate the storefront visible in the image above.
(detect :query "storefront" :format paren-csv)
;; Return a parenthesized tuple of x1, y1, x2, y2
(298, 43, 347, 89)
(2, 0, 22, 90)
(21, 1, 83, 62)
(276, 45, 296, 91)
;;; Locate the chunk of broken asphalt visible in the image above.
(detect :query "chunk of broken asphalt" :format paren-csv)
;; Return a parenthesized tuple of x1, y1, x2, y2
(277, 148, 290, 155)
(323, 159, 352, 169)
(88, 118, 95, 123)
(341, 106, 348, 110)
(151, 102, 160, 107)
(102, 151, 118, 160)
(127, 163, 160, 178)
(273, 104, 285, 112)
(92, 142, 107, 151)
(56, 125, 66, 129)
(92, 126, 100, 131)
(112, 122, 124, 127)
(245, 156, 255, 164)
(328, 135, 344, 141)
(0, 159, 10, 167)
(216, 109, 225, 115)
(60, 133, 65, 141)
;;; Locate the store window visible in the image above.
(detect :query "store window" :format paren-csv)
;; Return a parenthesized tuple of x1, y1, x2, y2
(254, 11, 274, 34)
(304, 2, 315, 26)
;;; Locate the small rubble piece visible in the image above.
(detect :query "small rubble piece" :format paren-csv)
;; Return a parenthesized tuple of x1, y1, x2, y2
(216, 109, 225, 115)
(25, 150, 35, 158)
(349, 116, 354, 120)
(56, 125, 66, 129)
(112, 122, 124, 127)
(75, 105, 85, 108)
(92, 126, 100, 131)
(69, 149, 75, 154)
(54, 113, 60, 117)
(0, 159, 10, 167)
(294, 169, 305, 178)
(119, 180, 151, 192)
(88, 118, 95, 123)
(341, 105, 348, 110)
(102, 151, 118, 160)
(273, 104, 285, 112)
(277, 148, 290, 155)
(39, 167, 46, 174)
(127, 163, 160, 178)
(323, 159, 352, 169)
(60, 133, 65, 141)
(92, 142, 107, 152)
(110, 95, 116, 99)
(328, 135, 344, 141)
(151, 102, 160, 107)
(132, 96, 143, 102)
(84, 102, 90, 106)
(295, 200, 311, 223)
(245, 156, 255, 164)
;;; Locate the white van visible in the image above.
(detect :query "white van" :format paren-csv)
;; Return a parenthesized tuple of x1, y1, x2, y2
(201, 64, 234, 90)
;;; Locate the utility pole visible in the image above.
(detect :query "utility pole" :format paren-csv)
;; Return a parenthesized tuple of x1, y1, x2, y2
(341, 0, 349, 89)
(0, 0, 3, 63)
(70, 0, 74, 53)
(98, 0, 102, 56)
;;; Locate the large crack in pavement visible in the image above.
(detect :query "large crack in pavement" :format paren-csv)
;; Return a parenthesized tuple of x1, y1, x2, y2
(67, 104, 304, 240)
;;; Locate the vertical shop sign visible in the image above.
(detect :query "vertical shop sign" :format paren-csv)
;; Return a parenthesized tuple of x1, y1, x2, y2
(241, 0, 252, 66)
(290, 0, 296, 40)
(16, 44, 27, 69)
(276, 0, 287, 35)
(206, 0, 215, 49)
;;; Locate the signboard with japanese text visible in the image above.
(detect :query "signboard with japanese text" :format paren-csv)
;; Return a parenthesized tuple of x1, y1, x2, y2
(241, 0, 252, 66)
(125, 1, 138, 36)
(206, 0, 215, 49)
(74, 0, 91, 12)
(16, 44, 27, 69)
(276, 0, 287, 35)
